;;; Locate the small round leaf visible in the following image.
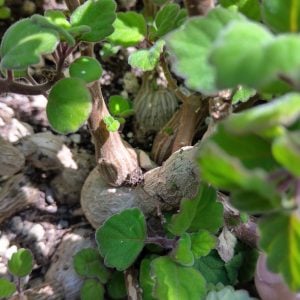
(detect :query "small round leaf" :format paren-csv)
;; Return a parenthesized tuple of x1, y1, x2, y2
(96, 208, 147, 271)
(8, 248, 33, 277)
(108, 95, 131, 116)
(0, 278, 16, 297)
(80, 279, 104, 300)
(69, 56, 103, 83)
(46, 78, 92, 134)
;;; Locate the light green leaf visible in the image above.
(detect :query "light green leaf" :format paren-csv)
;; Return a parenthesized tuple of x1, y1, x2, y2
(259, 212, 300, 291)
(107, 271, 127, 299)
(108, 95, 132, 116)
(108, 12, 146, 46)
(103, 115, 120, 132)
(272, 131, 300, 177)
(261, 0, 300, 33)
(0, 18, 59, 70)
(70, 0, 116, 42)
(165, 7, 245, 94)
(191, 230, 216, 259)
(96, 208, 147, 271)
(206, 286, 255, 300)
(8, 248, 33, 277)
(46, 78, 92, 134)
(73, 248, 110, 283)
(140, 258, 156, 300)
(45, 10, 71, 29)
(168, 183, 223, 235)
(128, 39, 165, 71)
(0, 278, 16, 298)
(232, 86, 256, 104)
(80, 279, 104, 300)
(69, 56, 103, 83)
(171, 233, 194, 267)
(151, 256, 206, 300)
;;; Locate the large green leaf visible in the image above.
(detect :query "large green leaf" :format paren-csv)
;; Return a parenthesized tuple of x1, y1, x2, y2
(0, 18, 59, 70)
(8, 248, 33, 277)
(46, 78, 92, 134)
(165, 7, 245, 94)
(96, 208, 147, 271)
(70, 0, 116, 42)
(108, 12, 146, 47)
(272, 131, 300, 177)
(151, 256, 206, 300)
(0, 278, 16, 298)
(168, 183, 223, 235)
(259, 212, 300, 291)
(128, 39, 165, 71)
(73, 248, 110, 284)
(262, 0, 300, 33)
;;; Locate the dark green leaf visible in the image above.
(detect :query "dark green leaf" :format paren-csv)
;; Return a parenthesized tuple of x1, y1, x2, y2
(96, 208, 147, 271)
(0, 6, 10, 20)
(151, 256, 206, 300)
(140, 258, 155, 300)
(107, 271, 127, 299)
(0, 18, 59, 70)
(8, 248, 33, 277)
(80, 279, 104, 300)
(70, 0, 116, 42)
(69, 56, 103, 83)
(190, 230, 216, 259)
(108, 12, 146, 46)
(0, 278, 16, 298)
(259, 212, 300, 291)
(225, 253, 243, 284)
(73, 248, 110, 283)
(47, 78, 92, 134)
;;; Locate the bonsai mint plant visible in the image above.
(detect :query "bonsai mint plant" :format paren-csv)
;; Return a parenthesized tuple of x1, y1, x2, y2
(1, 0, 300, 299)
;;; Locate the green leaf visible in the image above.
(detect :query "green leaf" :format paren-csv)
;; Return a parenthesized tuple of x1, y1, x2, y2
(210, 20, 274, 90)
(140, 258, 155, 300)
(103, 115, 120, 132)
(69, 56, 103, 83)
(45, 10, 71, 29)
(108, 12, 146, 47)
(259, 212, 300, 291)
(8, 248, 33, 277)
(70, 0, 116, 42)
(190, 230, 216, 259)
(168, 183, 223, 235)
(96, 208, 147, 271)
(100, 42, 120, 58)
(47, 78, 92, 134)
(0, 278, 16, 298)
(151, 256, 206, 300)
(128, 39, 165, 71)
(206, 286, 255, 300)
(165, 7, 245, 94)
(152, 4, 187, 39)
(108, 95, 132, 116)
(0, 6, 10, 20)
(224, 93, 300, 135)
(73, 248, 110, 284)
(0, 18, 59, 70)
(272, 131, 300, 177)
(107, 271, 127, 299)
(261, 0, 300, 33)
(80, 279, 104, 300)
(171, 233, 194, 267)
(225, 253, 243, 284)
(219, 0, 261, 21)
(232, 86, 256, 104)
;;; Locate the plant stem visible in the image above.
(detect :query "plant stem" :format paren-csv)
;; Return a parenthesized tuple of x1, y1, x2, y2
(145, 236, 177, 249)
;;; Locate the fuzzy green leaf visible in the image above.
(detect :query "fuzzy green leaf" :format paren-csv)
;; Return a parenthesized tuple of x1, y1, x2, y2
(47, 78, 92, 134)
(80, 279, 104, 300)
(171, 233, 194, 267)
(128, 39, 164, 71)
(70, 0, 116, 42)
(165, 7, 245, 94)
(0, 18, 59, 70)
(151, 256, 206, 300)
(8, 248, 33, 277)
(168, 183, 223, 235)
(45, 10, 71, 29)
(69, 56, 103, 83)
(191, 230, 216, 259)
(108, 12, 146, 46)
(0, 278, 16, 298)
(259, 212, 300, 291)
(73, 248, 110, 284)
(96, 208, 147, 271)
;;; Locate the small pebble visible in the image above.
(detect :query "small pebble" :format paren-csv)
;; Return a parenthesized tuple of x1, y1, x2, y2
(0, 235, 10, 255)
(57, 220, 69, 229)
(29, 224, 45, 242)
(11, 216, 23, 232)
(127, 132, 133, 138)
(5, 245, 18, 259)
(70, 134, 81, 144)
